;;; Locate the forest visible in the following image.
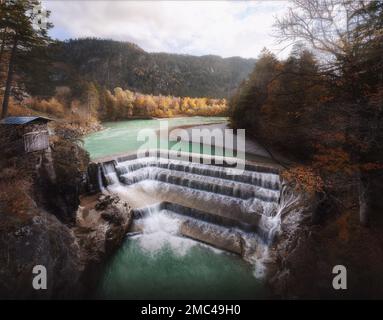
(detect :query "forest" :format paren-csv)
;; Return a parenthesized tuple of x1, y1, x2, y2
(230, 0, 383, 226)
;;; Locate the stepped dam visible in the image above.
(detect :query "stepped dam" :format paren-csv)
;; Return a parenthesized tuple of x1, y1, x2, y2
(83, 118, 301, 299)
(93, 151, 296, 265)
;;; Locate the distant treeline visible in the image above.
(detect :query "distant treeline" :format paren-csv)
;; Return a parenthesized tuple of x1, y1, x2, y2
(25, 84, 227, 123)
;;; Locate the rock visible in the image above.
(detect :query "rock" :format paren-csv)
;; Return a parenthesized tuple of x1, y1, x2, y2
(0, 191, 133, 299)
(85, 162, 102, 194)
(0, 210, 84, 299)
(265, 187, 320, 298)
(95, 195, 115, 211)
(101, 209, 124, 225)
(71, 194, 132, 297)
(74, 194, 132, 265)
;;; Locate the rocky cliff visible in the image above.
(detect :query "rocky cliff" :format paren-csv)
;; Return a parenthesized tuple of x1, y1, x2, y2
(0, 191, 132, 299)
(0, 125, 132, 299)
(0, 209, 83, 299)
(267, 186, 383, 299)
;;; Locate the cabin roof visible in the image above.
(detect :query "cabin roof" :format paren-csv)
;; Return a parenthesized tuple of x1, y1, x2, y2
(0, 116, 52, 125)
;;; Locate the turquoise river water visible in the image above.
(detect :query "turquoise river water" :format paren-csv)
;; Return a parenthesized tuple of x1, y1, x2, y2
(85, 116, 229, 159)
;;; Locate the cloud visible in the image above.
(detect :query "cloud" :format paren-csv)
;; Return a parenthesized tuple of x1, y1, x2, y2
(42, 0, 290, 58)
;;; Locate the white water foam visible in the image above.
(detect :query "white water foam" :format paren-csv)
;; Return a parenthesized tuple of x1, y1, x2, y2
(250, 186, 302, 278)
(133, 209, 225, 257)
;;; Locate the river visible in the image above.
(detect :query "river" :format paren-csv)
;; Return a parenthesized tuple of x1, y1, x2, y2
(84, 117, 271, 299)
(84, 116, 228, 159)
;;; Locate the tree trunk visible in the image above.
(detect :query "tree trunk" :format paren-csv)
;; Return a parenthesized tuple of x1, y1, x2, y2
(0, 30, 6, 65)
(1, 35, 17, 119)
(358, 171, 370, 227)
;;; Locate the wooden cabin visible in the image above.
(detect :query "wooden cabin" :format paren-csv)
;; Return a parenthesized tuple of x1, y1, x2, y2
(0, 116, 52, 154)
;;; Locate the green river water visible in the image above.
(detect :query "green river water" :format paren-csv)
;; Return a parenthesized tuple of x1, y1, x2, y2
(84, 117, 267, 299)
(84, 116, 228, 159)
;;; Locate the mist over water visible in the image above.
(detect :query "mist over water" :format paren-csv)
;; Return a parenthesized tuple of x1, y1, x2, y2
(96, 210, 268, 299)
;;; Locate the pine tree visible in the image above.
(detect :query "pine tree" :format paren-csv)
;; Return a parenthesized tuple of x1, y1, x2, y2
(0, 0, 52, 118)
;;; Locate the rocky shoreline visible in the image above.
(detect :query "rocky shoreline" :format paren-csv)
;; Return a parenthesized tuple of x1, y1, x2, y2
(74, 194, 133, 298)
(75, 194, 132, 272)
(0, 120, 131, 299)
(0, 192, 133, 299)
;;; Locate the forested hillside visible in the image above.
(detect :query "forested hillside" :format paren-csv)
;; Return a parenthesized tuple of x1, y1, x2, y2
(230, 1, 383, 226)
(2, 37, 251, 123)
(229, 1, 383, 297)
(26, 38, 256, 99)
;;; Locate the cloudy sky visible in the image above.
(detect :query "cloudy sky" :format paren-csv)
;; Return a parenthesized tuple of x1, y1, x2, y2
(42, 0, 290, 59)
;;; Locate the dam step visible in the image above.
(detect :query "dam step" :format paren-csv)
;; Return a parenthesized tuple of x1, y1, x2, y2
(115, 157, 281, 191)
(130, 202, 264, 256)
(132, 201, 265, 233)
(118, 166, 279, 202)
(111, 180, 273, 225)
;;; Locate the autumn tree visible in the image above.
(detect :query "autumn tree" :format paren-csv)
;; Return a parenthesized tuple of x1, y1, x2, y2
(113, 87, 134, 118)
(230, 0, 383, 225)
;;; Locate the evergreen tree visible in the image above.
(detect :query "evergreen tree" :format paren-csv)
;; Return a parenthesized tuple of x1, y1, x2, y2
(0, 0, 52, 118)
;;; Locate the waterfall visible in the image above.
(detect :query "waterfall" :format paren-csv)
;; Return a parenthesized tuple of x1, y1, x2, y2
(259, 184, 302, 244)
(116, 157, 281, 190)
(131, 207, 227, 256)
(102, 161, 121, 186)
(98, 165, 107, 194)
(96, 154, 292, 278)
(250, 185, 302, 278)
(132, 205, 245, 255)
(119, 167, 279, 202)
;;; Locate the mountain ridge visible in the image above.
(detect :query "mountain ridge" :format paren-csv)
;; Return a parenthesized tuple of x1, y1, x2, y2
(31, 38, 256, 99)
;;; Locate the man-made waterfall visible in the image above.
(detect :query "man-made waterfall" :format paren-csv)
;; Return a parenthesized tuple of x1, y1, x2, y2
(97, 152, 288, 267)
(88, 118, 294, 299)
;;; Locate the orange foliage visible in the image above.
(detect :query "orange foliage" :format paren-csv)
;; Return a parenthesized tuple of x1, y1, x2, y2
(30, 97, 66, 117)
(0, 168, 34, 221)
(282, 166, 324, 194)
(8, 98, 35, 116)
(313, 146, 352, 174)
